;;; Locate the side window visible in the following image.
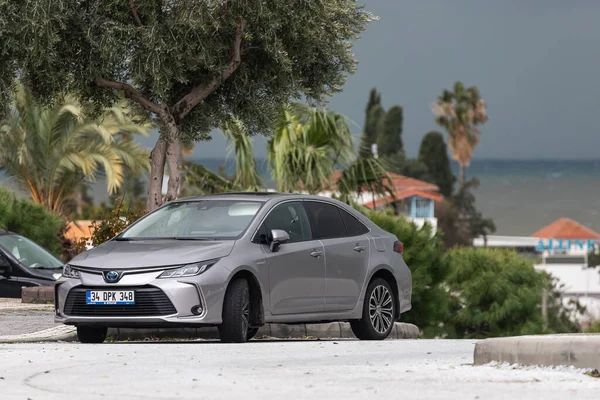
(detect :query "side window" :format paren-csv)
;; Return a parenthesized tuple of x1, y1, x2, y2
(304, 201, 347, 240)
(340, 209, 369, 236)
(259, 202, 311, 243)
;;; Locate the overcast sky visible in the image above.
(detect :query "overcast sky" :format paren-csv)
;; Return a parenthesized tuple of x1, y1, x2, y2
(139, 0, 600, 160)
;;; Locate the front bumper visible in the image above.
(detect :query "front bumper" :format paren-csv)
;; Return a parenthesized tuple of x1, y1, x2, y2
(54, 267, 227, 327)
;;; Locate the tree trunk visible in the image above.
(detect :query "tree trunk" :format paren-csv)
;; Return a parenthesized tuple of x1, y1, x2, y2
(146, 135, 168, 212)
(165, 136, 182, 203)
(459, 164, 466, 187)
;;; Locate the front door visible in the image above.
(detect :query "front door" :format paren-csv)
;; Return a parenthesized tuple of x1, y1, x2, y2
(0, 253, 22, 298)
(257, 201, 325, 315)
(303, 202, 371, 312)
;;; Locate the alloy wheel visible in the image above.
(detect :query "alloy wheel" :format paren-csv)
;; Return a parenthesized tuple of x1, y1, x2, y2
(368, 285, 393, 334)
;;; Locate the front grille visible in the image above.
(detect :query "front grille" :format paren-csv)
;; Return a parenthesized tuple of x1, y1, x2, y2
(64, 286, 177, 317)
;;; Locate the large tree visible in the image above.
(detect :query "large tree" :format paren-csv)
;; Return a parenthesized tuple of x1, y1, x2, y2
(418, 131, 455, 197)
(1, 0, 374, 211)
(432, 81, 487, 186)
(358, 88, 383, 158)
(376, 105, 404, 160)
(0, 84, 150, 215)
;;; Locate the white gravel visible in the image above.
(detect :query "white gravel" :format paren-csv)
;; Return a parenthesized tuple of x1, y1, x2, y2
(0, 339, 598, 400)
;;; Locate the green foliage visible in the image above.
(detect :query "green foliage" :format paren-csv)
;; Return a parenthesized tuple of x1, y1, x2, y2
(418, 131, 455, 197)
(77, 200, 146, 250)
(445, 248, 546, 338)
(358, 88, 382, 158)
(376, 105, 404, 161)
(0, 185, 64, 255)
(433, 81, 487, 185)
(182, 161, 240, 196)
(0, 84, 150, 214)
(542, 273, 584, 334)
(436, 178, 495, 248)
(586, 320, 600, 333)
(221, 118, 262, 191)
(269, 104, 354, 194)
(360, 208, 450, 337)
(1, 0, 374, 140)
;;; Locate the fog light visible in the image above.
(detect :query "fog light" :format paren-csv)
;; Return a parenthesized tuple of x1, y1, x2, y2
(191, 305, 203, 315)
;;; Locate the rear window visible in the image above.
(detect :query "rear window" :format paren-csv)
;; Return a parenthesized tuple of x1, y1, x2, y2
(340, 209, 369, 236)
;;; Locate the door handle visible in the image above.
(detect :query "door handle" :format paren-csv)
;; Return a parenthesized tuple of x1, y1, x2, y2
(310, 250, 323, 258)
(353, 245, 365, 252)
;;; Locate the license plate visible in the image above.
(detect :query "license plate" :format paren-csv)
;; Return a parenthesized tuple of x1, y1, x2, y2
(86, 290, 135, 305)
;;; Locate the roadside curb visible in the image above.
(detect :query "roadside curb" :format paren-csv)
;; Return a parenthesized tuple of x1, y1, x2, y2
(474, 334, 600, 369)
(109, 322, 420, 341)
(0, 322, 419, 343)
(0, 325, 76, 344)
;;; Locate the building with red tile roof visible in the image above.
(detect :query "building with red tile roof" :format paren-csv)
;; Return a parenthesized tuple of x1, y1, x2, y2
(531, 218, 600, 240)
(318, 169, 443, 231)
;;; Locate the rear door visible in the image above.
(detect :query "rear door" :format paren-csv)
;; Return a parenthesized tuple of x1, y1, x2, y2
(256, 201, 326, 315)
(303, 201, 370, 312)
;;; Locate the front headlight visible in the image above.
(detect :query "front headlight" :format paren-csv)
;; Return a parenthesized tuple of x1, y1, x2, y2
(158, 260, 218, 279)
(62, 264, 80, 279)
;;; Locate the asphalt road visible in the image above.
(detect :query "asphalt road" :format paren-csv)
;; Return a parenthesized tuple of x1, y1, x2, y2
(1, 339, 598, 400)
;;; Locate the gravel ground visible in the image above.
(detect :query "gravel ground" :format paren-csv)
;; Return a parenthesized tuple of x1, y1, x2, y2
(0, 339, 598, 400)
(0, 298, 56, 336)
(0, 310, 58, 336)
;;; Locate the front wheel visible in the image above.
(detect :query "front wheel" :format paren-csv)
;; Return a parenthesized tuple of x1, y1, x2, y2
(219, 278, 251, 343)
(76, 326, 107, 344)
(350, 278, 396, 340)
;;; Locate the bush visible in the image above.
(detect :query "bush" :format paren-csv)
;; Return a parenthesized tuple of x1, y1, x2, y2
(0, 185, 64, 255)
(586, 320, 600, 333)
(362, 208, 450, 337)
(74, 200, 146, 253)
(445, 248, 550, 338)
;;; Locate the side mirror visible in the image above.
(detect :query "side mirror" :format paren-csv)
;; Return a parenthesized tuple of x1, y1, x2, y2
(0, 257, 12, 275)
(269, 229, 290, 252)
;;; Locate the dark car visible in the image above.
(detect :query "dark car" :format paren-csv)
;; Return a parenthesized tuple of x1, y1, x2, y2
(0, 230, 64, 298)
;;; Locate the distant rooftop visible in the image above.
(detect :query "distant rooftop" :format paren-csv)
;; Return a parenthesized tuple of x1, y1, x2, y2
(531, 218, 600, 240)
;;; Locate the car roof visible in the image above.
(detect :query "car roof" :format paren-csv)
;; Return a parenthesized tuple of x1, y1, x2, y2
(175, 192, 349, 204)
(178, 192, 297, 202)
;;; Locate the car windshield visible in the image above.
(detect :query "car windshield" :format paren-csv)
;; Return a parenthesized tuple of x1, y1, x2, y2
(0, 234, 63, 269)
(120, 200, 263, 240)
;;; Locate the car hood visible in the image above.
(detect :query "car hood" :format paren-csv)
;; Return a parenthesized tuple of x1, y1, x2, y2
(69, 239, 236, 270)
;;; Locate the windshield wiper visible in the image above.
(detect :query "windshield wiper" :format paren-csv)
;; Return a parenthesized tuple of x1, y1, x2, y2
(173, 237, 209, 241)
(35, 266, 63, 270)
(114, 237, 131, 241)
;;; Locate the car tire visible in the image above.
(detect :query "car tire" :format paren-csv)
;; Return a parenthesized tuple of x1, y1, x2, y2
(350, 278, 396, 340)
(246, 327, 259, 341)
(76, 326, 108, 344)
(219, 278, 251, 343)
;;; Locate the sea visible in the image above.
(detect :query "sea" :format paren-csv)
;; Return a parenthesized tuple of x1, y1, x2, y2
(3, 158, 600, 236)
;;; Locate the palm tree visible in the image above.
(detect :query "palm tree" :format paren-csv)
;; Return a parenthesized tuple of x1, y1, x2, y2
(221, 118, 262, 191)
(269, 103, 355, 194)
(181, 103, 390, 203)
(0, 84, 150, 214)
(432, 81, 487, 186)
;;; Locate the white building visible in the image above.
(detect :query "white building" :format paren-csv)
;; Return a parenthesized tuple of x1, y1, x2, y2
(474, 217, 600, 324)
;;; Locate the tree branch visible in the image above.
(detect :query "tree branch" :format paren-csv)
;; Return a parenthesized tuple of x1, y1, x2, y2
(172, 18, 246, 121)
(94, 77, 161, 115)
(128, 0, 143, 26)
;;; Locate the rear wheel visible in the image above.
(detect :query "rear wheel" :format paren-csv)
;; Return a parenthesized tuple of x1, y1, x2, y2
(246, 327, 259, 341)
(76, 326, 107, 344)
(219, 278, 251, 343)
(351, 278, 396, 340)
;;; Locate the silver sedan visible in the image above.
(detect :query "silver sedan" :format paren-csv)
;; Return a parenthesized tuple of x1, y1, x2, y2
(55, 193, 412, 343)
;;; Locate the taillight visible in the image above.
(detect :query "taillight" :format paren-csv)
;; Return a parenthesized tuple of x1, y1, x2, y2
(393, 240, 404, 255)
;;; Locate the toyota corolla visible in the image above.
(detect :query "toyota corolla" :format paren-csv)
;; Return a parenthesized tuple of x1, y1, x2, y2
(55, 193, 412, 343)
